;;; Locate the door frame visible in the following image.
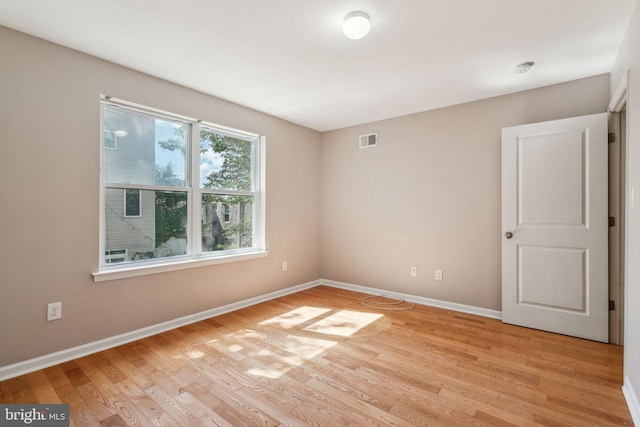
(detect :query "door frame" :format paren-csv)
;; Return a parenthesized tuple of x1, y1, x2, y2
(608, 71, 628, 345)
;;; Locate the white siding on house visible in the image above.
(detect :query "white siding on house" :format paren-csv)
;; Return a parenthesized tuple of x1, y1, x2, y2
(104, 188, 156, 261)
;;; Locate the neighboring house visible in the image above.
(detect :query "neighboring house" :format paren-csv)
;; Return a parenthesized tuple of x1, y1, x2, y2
(103, 113, 157, 263)
(103, 188, 156, 262)
(202, 202, 252, 251)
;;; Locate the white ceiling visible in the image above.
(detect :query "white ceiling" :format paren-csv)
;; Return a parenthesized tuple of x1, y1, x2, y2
(0, 0, 636, 131)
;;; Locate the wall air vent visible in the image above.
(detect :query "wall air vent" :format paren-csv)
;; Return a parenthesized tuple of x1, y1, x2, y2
(359, 132, 378, 149)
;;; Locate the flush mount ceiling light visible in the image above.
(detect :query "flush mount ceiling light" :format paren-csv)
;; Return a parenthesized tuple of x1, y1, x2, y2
(514, 61, 535, 73)
(343, 11, 371, 40)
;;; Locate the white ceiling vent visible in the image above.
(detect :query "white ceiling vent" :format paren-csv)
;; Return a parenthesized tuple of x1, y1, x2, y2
(359, 132, 378, 149)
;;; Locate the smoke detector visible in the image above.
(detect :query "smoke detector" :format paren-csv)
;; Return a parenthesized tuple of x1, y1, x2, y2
(514, 61, 535, 73)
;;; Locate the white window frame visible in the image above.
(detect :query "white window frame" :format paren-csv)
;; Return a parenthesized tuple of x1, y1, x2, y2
(94, 96, 267, 282)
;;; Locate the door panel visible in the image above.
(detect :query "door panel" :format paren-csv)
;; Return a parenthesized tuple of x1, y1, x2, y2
(502, 113, 608, 342)
(518, 246, 585, 312)
(519, 130, 585, 226)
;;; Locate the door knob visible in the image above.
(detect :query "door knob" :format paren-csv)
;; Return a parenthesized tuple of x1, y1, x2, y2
(504, 231, 513, 239)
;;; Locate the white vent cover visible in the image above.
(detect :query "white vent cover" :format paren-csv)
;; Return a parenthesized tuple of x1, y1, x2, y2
(359, 132, 378, 149)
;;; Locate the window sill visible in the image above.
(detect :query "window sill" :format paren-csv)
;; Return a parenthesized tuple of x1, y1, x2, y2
(92, 250, 269, 283)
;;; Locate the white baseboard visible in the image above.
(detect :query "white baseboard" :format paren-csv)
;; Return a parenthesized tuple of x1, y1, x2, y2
(0, 278, 502, 381)
(320, 279, 502, 320)
(623, 377, 640, 425)
(0, 280, 321, 381)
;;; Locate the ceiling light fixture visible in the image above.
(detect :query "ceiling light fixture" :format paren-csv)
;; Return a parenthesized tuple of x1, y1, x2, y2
(514, 61, 535, 74)
(343, 11, 371, 40)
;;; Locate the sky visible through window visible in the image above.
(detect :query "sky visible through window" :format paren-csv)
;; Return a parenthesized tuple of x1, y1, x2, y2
(154, 120, 225, 186)
(200, 146, 224, 186)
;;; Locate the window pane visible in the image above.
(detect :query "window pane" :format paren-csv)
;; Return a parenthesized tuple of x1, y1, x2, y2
(201, 194, 253, 251)
(124, 189, 141, 217)
(200, 130, 253, 191)
(103, 104, 187, 187)
(104, 189, 188, 263)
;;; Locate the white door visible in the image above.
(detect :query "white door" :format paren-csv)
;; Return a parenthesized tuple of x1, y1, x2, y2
(501, 113, 608, 342)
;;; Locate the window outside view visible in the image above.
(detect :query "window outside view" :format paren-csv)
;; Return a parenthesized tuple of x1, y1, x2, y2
(102, 103, 256, 266)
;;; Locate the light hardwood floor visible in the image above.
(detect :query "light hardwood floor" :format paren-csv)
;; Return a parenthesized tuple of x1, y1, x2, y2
(0, 286, 633, 426)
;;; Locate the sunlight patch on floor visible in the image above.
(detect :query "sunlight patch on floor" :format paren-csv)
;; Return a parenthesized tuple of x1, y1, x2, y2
(258, 306, 332, 328)
(185, 349, 206, 359)
(231, 329, 266, 340)
(246, 334, 337, 378)
(280, 334, 337, 359)
(303, 310, 383, 337)
(225, 308, 385, 379)
(227, 344, 243, 352)
(246, 366, 289, 379)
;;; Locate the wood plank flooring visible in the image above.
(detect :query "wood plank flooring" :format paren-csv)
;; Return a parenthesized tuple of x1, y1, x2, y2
(0, 285, 633, 426)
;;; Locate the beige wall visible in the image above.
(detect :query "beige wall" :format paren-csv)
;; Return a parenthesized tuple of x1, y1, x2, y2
(0, 26, 322, 366)
(611, 0, 640, 417)
(320, 75, 610, 311)
(0, 22, 624, 379)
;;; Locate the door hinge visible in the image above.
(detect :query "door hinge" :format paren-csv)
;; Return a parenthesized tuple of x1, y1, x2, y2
(609, 216, 616, 227)
(609, 300, 615, 311)
(608, 133, 616, 143)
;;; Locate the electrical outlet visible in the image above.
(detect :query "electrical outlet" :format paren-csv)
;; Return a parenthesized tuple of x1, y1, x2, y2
(47, 302, 62, 321)
(410, 266, 417, 277)
(282, 261, 288, 272)
(435, 270, 443, 281)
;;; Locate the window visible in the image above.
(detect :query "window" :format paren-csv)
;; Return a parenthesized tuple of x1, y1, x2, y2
(223, 204, 230, 222)
(105, 249, 128, 264)
(103, 130, 116, 149)
(124, 189, 141, 217)
(98, 97, 265, 277)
